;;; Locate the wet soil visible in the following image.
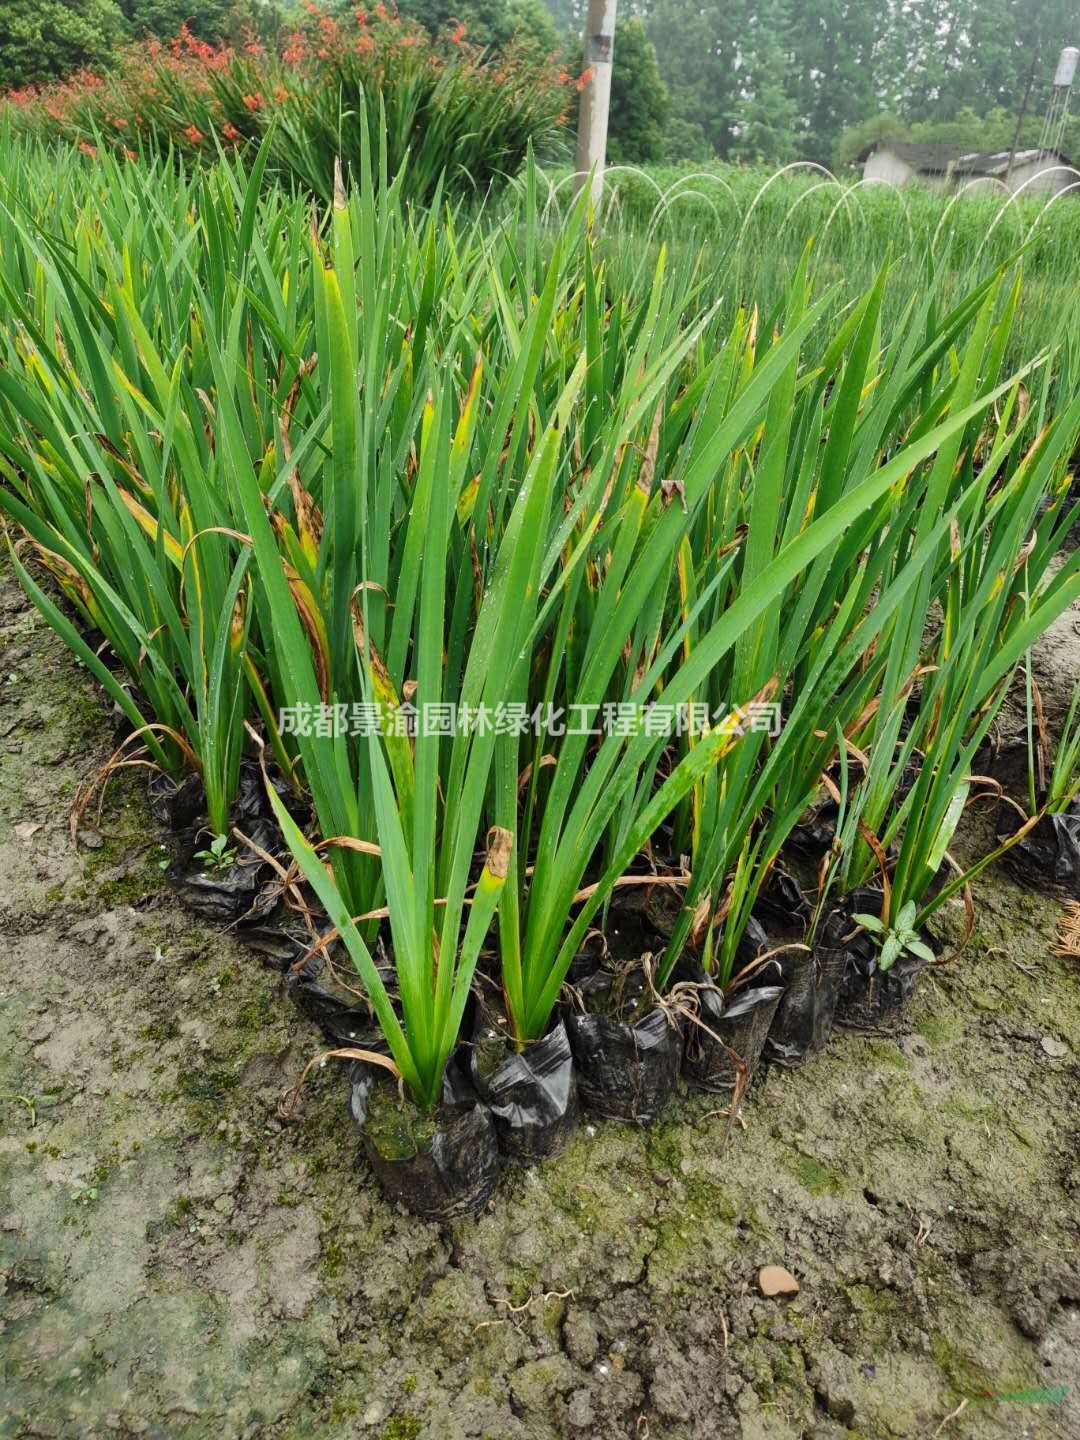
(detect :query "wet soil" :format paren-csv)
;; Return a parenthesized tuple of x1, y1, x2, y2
(2, 559, 1079, 1440)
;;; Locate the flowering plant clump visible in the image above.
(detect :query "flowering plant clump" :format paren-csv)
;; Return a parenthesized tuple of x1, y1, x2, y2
(1, 6, 575, 203)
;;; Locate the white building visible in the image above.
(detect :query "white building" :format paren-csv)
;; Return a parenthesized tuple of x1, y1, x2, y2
(858, 141, 1080, 196)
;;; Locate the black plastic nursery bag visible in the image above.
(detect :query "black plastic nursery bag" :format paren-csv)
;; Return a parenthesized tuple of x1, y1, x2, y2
(469, 1018, 579, 1161)
(565, 971, 682, 1125)
(683, 975, 785, 1090)
(349, 1057, 500, 1221)
(997, 800, 1080, 898)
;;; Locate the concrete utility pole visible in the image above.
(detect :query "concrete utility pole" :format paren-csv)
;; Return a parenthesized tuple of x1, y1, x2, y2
(574, 0, 618, 205)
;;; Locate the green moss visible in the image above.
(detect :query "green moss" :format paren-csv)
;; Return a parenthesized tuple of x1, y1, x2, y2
(1010, 1123, 1039, 1149)
(175, 1067, 239, 1104)
(76, 863, 166, 909)
(644, 1124, 684, 1174)
(77, 827, 167, 908)
(915, 1013, 956, 1048)
(682, 1177, 739, 1224)
(140, 1018, 179, 1044)
(508, 1268, 540, 1307)
(864, 1039, 911, 1071)
(943, 1093, 1006, 1126)
(787, 1154, 843, 1196)
(321, 1236, 346, 1279)
(328, 1396, 360, 1424)
(741, 1337, 807, 1403)
(378, 1414, 421, 1440)
(970, 989, 1003, 1013)
(364, 1084, 437, 1161)
(845, 1283, 903, 1348)
(169, 1195, 194, 1224)
(233, 995, 275, 1033)
(931, 1335, 997, 1396)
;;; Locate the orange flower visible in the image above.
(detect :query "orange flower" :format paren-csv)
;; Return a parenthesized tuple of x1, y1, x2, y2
(111, 115, 128, 129)
(242, 91, 263, 111)
(450, 19, 466, 43)
(355, 33, 374, 53)
(175, 22, 215, 62)
(374, 2, 388, 17)
(184, 124, 204, 143)
(222, 121, 241, 140)
(125, 148, 138, 160)
(282, 34, 306, 63)
(355, 7, 368, 22)
(273, 85, 291, 103)
(78, 140, 98, 158)
(576, 66, 595, 92)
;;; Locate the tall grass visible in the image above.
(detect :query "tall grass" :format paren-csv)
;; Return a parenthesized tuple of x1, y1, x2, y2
(536, 162, 1080, 371)
(1, 132, 1078, 1111)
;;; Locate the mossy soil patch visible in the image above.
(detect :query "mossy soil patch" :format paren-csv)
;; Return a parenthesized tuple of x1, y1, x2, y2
(1, 560, 1078, 1440)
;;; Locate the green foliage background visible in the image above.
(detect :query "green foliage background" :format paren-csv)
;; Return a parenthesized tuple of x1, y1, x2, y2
(0, 0, 124, 87)
(1, 0, 1078, 168)
(547, 0, 1079, 166)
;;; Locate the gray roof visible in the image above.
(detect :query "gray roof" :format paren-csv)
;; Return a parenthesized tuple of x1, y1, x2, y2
(858, 140, 1076, 173)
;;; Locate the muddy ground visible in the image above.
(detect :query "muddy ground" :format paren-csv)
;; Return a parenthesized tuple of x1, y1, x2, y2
(1, 559, 1079, 1440)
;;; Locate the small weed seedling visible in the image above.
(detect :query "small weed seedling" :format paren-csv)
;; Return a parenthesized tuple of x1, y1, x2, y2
(194, 834, 237, 873)
(853, 901, 936, 972)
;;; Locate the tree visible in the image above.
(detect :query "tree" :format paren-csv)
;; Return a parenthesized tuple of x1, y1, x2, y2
(946, 0, 1079, 135)
(248, 2, 289, 44)
(551, 0, 1080, 170)
(606, 17, 668, 163)
(499, 0, 561, 51)
(785, 0, 880, 166)
(647, 0, 745, 160)
(541, 0, 584, 36)
(117, 1, 241, 42)
(663, 115, 712, 162)
(0, 0, 123, 88)
(728, 0, 797, 165)
(393, 0, 560, 51)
